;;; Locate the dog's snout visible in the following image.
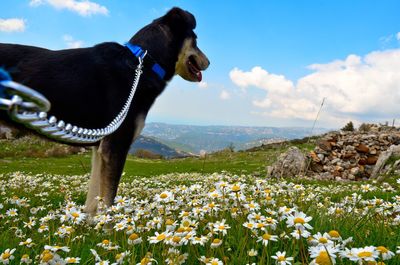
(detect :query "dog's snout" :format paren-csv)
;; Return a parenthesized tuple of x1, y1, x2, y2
(198, 50, 210, 70)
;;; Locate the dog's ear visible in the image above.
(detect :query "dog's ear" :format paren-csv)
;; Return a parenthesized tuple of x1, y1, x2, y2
(161, 7, 196, 32)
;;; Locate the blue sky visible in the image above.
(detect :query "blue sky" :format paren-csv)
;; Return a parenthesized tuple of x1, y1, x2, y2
(1, 1, 400, 128)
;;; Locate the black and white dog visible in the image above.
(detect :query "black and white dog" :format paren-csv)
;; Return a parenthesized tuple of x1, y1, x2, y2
(0, 7, 209, 214)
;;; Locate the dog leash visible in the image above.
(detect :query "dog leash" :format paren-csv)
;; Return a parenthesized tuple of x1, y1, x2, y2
(0, 45, 149, 144)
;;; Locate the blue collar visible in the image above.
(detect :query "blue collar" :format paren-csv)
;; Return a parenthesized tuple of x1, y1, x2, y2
(125, 43, 166, 80)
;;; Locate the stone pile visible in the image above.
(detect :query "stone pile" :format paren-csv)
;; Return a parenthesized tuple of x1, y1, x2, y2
(307, 126, 400, 180)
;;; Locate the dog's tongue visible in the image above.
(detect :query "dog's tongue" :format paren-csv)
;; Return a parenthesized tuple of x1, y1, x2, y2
(196, 71, 202, 82)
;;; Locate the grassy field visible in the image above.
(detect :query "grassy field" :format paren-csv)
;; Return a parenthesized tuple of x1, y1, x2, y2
(0, 138, 400, 264)
(0, 137, 314, 177)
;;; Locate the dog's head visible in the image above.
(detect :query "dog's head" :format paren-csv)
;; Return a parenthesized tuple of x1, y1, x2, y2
(158, 8, 210, 82)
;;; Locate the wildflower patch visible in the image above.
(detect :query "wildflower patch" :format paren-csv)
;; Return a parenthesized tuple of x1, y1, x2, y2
(0, 172, 399, 264)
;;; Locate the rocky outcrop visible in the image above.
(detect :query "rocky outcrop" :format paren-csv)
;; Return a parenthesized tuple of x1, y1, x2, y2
(269, 147, 306, 178)
(306, 126, 400, 180)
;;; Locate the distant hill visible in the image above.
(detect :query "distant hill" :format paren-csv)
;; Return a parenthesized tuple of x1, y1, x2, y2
(141, 122, 329, 153)
(129, 135, 189, 158)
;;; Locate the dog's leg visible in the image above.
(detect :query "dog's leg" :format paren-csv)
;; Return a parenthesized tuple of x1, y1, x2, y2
(99, 115, 145, 207)
(84, 146, 102, 215)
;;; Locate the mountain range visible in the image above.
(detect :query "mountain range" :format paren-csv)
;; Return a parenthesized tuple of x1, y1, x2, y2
(129, 122, 329, 156)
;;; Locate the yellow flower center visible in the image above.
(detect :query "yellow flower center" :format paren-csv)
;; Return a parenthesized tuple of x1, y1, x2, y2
(232, 185, 241, 192)
(262, 233, 272, 240)
(293, 217, 305, 224)
(71, 212, 79, 218)
(182, 220, 190, 227)
(156, 234, 166, 241)
(115, 254, 122, 260)
(213, 238, 221, 244)
(42, 251, 54, 262)
(218, 225, 225, 230)
(129, 233, 139, 240)
(277, 256, 286, 261)
(165, 219, 174, 225)
(102, 239, 110, 245)
(182, 212, 189, 216)
(315, 251, 332, 265)
(160, 193, 168, 199)
(328, 230, 340, 238)
(140, 258, 150, 265)
(172, 236, 181, 243)
(358, 251, 373, 258)
(377, 246, 388, 253)
(211, 262, 219, 265)
(176, 227, 185, 233)
(67, 258, 77, 263)
(1, 253, 11, 260)
(22, 254, 29, 259)
(319, 237, 328, 244)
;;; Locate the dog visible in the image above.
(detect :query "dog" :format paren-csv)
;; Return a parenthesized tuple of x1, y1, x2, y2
(0, 7, 209, 214)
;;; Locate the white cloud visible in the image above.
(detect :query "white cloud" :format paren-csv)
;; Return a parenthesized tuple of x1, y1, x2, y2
(397, 32, 400, 41)
(29, 0, 43, 6)
(220, 90, 231, 100)
(0, 18, 26, 32)
(230, 48, 400, 126)
(230, 66, 294, 95)
(198, 81, 208, 89)
(63, 35, 84, 48)
(29, 0, 109, 17)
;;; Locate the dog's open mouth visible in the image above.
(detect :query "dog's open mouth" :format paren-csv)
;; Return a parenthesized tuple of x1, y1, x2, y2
(187, 55, 202, 82)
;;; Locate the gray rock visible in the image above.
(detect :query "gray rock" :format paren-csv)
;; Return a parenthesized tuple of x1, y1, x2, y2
(370, 145, 400, 180)
(0, 125, 13, 140)
(306, 127, 400, 181)
(270, 147, 306, 178)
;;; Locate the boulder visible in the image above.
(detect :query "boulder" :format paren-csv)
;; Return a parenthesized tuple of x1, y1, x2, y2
(269, 147, 306, 178)
(370, 145, 400, 180)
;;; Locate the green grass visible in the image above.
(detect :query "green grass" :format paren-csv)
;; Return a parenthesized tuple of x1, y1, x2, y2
(0, 150, 272, 177)
(0, 137, 400, 264)
(0, 173, 399, 264)
(0, 136, 314, 177)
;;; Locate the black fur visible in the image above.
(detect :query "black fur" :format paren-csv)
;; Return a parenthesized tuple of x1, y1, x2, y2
(0, 7, 197, 134)
(0, 7, 209, 211)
